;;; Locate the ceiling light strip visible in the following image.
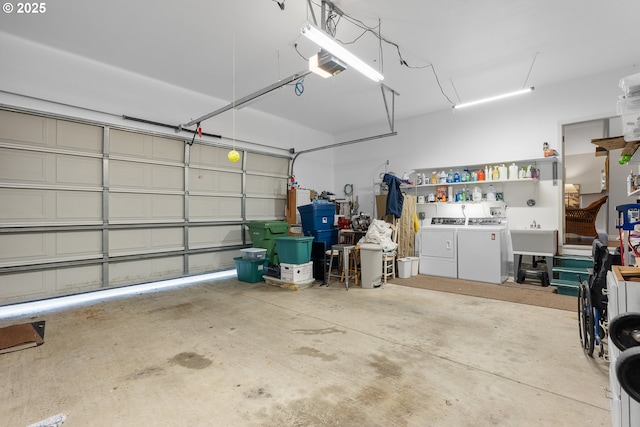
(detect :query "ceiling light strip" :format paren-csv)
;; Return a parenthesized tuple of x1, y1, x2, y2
(453, 87, 535, 109)
(301, 22, 384, 82)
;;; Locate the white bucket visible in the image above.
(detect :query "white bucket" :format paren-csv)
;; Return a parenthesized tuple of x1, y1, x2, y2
(408, 257, 419, 276)
(397, 258, 412, 279)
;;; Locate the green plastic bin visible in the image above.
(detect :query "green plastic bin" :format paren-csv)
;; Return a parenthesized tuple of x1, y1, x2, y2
(247, 221, 290, 265)
(274, 236, 314, 264)
(247, 221, 290, 240)
(234, 257, 268, 283)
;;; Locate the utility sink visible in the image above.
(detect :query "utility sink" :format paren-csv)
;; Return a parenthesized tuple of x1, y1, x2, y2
(510, 228, 558, 256)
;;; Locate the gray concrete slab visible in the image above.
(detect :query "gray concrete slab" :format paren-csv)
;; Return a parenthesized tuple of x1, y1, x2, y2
(1, 280, 610, 426)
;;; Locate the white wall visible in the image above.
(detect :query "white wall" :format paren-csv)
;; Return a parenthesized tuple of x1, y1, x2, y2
(330, 65, 639, 248)
(0, 31, 336, 193)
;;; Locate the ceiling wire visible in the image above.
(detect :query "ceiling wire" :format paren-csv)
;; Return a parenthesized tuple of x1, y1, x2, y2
(308, 0, 454, 106)
(523, 52, 539, 88)
(450, 79, 462, 104)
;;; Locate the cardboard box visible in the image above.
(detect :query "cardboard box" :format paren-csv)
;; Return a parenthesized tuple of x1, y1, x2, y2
(280, 261, 313, 283)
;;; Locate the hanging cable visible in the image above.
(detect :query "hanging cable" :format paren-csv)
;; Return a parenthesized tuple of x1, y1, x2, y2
(295, 78, 305, 96)
(523, 52, 539, 88)
(188, 122, 200, 146)
(307, 0, 454, 106)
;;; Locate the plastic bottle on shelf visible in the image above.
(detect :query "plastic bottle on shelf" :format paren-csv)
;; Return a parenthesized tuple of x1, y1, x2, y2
(447, 169, 453, 183)
(487, 166, 493, 181)
(499, 164, 507, 180)
(508, 163, 518, 180)
(453, 170, 460, 182)
(431, 171, 437, 184)
(486, 184, 496, 201)
(478, 168, 485, 181)
(492, 166, 500, 181)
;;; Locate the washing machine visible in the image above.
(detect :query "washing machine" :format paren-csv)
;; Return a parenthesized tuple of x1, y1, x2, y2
(457, 217, 508, 284)
(418, 217, 465, 278)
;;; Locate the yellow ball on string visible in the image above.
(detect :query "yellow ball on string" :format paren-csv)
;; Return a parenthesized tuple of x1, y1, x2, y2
(228, 149, 240, 163)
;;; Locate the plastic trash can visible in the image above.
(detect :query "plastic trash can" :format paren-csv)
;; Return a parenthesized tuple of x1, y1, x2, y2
(397, 258, 412, 279)
(359, 243, 382, 289)
(408, 256, 419, 276)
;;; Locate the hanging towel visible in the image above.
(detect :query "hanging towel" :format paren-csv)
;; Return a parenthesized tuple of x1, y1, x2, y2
(383, 173, 404, 218)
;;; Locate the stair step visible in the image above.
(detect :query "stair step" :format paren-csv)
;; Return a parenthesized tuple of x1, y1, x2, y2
(551, 278, 581, 287)
(555, 255, 592, 261)
(553, 266, 590, 274)
(554, 258, 592, 269)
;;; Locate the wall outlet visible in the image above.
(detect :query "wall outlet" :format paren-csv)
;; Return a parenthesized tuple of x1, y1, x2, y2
(418, 212, 426, 220)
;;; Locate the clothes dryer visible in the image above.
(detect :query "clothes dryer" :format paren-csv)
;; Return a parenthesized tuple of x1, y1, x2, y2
(418, 217, 465, 278)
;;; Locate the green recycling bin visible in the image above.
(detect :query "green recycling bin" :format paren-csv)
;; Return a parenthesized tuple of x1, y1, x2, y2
(247, 221, 290, 265)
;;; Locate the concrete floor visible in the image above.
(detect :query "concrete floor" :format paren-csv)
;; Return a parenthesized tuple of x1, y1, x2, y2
(2, 279, 611, 426)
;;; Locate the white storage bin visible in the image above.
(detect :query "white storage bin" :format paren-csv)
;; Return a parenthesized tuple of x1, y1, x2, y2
(280, 261, 313, 283)
(397, 258, 412, 279)
(241, 248, 267, 260)
(408, 257, 419, 276)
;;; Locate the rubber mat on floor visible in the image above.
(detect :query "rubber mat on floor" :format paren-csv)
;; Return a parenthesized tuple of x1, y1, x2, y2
(0, 320, 45, 354)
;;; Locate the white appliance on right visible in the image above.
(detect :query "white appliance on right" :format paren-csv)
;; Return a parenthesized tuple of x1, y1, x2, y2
(457, 217, 509, 284)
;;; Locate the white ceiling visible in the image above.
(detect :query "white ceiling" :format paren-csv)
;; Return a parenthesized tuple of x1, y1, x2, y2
(2, 0, 640, 135)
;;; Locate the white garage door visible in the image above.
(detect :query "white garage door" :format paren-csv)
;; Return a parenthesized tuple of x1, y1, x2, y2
(0, 109, 289, 305)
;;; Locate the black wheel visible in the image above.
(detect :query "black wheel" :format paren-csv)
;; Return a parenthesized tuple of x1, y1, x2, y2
(616, 346, 640, 404)
(578, 282, 595, 356)
(609, 312, 640, 351)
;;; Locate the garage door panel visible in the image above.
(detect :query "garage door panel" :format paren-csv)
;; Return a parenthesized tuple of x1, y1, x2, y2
(110, 130, 147, 157)
(111, 161, 183, 191)
(109, 256, 183, 286)
(0, 110, 50, 146)
(189, 195, 242, 220)
(55, 265, 102, 292)
(110, 227, 183, 255)
(246, 174, 287, 197)
(0, 148, 48, 183)
(152, 195, 184, 220)
(152, 165, 183, 191)
(190, 144, 242, 170)
(110, 161, 146, 187)
(245, 198, 287, 220)
(0, 231, 101, 266)
(0, 188, 48, 222)
(0, 271, 46, 301)
(110, 130, 183, 162)
(245, 153, 288, 175)
(56, 155, 102, 186)
(110, 193, 146, 220)
(56, 231, 102, 256)
(188, 250, 237, 274)
(0, 233, 45, 263)
(110, 193, 183, 221)
(189, 225, 243, 249)
(56, 120, 103, 153)
(189, 169, 241, 194)
(57, 191, 102, 220)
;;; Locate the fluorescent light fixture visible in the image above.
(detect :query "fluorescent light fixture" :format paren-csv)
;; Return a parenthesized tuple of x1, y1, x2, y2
(453, 87, 535, 109)
(301, 22, 384, 82)
(0, 270, 237, 320)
